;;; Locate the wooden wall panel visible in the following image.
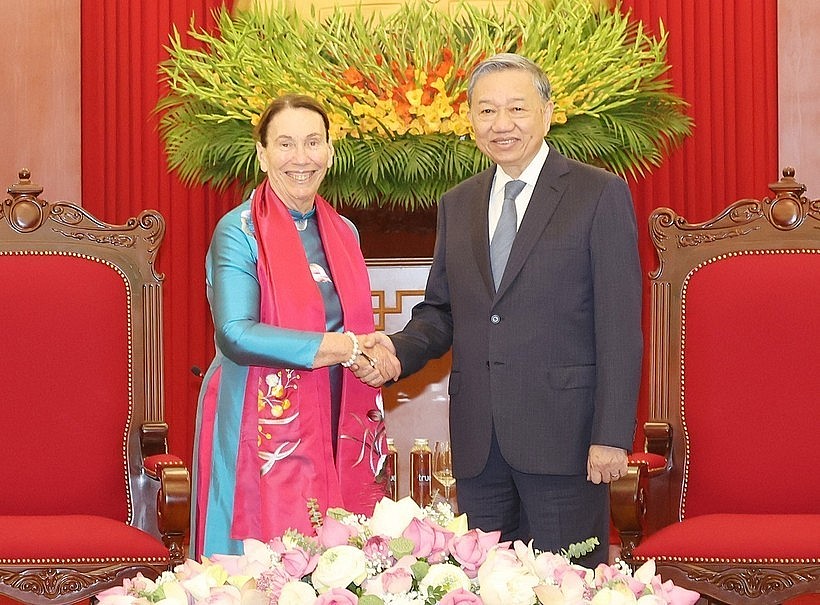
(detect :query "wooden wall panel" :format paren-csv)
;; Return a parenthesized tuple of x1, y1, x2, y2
(778, 0, 820, 195)
(0, 0, 81, 202)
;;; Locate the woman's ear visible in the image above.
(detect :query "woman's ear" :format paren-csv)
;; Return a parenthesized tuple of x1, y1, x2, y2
(256, 141, 267, 172)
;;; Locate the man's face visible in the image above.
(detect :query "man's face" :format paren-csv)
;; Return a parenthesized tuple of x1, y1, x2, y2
(468, 69, 553, 178)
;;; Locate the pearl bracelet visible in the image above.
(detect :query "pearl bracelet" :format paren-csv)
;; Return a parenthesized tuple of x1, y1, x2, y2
(340, 331, 360, 368)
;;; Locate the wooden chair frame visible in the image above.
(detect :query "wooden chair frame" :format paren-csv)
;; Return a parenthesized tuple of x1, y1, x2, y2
(0, 170, 190, 605)
(611, 168, 820, 605)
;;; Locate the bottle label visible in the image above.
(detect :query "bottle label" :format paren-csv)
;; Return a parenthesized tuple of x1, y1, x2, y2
(410, 450, 432, 506)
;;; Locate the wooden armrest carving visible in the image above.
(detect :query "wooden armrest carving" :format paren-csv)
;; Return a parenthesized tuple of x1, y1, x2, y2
(141, 422, 170, 457)
(644, 422, 672, 460)
(141, 422, 190, 565)
(157, 466, 191, 566)
(610, 462, 646, 561)
(611, 423, 672, 561)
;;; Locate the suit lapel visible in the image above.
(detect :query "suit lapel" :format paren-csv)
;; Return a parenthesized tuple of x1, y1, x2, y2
(468, 168, 496, 297)
(495, 148, 570, 298)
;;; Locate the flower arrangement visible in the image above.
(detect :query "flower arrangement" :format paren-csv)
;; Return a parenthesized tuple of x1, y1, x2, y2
(97, 497, 700, 605)
(157, 0, 692, 209)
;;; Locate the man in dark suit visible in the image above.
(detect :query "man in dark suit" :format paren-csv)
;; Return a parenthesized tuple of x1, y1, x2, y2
(357, 53, 642, 566)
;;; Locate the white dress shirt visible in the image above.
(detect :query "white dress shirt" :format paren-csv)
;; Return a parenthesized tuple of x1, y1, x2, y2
(488, 141, 550, 240)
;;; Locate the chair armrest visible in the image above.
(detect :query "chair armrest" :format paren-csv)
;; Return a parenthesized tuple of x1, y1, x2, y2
(644, 421, 672, 463)
(141, 423, 191, 565)
(610, 422, 673, 561)
(141, 422, 171, 457)
(629, 452, 669, 477)
(157, 465, 191, 566)
(143, 453, 186, 480)
(610, 460, 646, 560)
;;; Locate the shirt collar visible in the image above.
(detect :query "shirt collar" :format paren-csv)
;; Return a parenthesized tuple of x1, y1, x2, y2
(492, 141, 550, 195)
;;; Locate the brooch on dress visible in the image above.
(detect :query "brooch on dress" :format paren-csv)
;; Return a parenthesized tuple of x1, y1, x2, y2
(240, 209, 255, 237)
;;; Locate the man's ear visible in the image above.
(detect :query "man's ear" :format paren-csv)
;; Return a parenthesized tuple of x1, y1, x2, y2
(543, 100, 554, 134)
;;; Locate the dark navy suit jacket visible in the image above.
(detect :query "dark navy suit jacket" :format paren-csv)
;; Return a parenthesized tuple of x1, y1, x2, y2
(392, 146, 643, 478)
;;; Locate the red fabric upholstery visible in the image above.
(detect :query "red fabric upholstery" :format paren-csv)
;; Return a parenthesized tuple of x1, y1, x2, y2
(0, 516, 169, 561)
(785, 595, 820, 604)
(633, 514, 820, 562)
(0, 255, 130, 520)
(143, 454, 185, 480)
(628, 452, 667, 473)
(682, 254, 820, 518)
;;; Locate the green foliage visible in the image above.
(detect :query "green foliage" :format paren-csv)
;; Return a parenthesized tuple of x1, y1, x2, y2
(562, 536, 601, 561)
(157, 0, 691, 209)
(424, 585, 448, 604)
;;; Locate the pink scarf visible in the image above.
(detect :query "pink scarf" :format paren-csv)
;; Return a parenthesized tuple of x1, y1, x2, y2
(231, 182, 388, 539)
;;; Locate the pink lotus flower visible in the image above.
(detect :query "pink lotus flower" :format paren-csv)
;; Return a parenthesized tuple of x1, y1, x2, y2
(280, 545, 319, 578)
(93, 586, 129, 601)
(653, 579, 702, 605)
(449, 528, 502, 578)
(317, 516, 359, 548)
(256, 565, 296, 602)
(362, 535, 392, 561)
(402, 516, 453, 562)
(365, 564, 414, 595)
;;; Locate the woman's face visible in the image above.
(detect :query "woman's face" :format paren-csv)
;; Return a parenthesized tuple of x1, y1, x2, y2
(256, 107, 333, 213)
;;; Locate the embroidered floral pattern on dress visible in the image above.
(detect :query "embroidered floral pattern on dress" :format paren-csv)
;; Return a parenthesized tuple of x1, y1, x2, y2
(257, 370, 301, 475)
(340, 392, 389, 481)
(309, 263, 332, 283)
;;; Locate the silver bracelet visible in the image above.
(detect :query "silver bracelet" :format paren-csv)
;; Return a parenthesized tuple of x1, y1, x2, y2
(340, 331, 360, 368)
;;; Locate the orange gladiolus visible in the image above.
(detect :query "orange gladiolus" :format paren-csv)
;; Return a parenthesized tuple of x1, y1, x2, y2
(343, 66, 364, 86)
(433, 48, 454, 78)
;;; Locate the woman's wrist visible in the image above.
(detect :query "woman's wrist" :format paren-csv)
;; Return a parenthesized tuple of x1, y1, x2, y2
(340, 331, 360, 367)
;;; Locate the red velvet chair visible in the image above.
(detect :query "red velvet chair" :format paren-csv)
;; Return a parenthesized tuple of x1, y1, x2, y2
(611, 168, 820, 604)
(0, 171, 191, 605)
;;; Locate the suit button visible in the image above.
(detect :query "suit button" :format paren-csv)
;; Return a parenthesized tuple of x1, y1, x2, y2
(490, 314, 501, 324)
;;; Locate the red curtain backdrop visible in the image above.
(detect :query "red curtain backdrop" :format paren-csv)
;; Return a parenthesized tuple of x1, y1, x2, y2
(619, 0, 778, 442)
(80, 0, 777, 463)
(81, 0, 238, 461)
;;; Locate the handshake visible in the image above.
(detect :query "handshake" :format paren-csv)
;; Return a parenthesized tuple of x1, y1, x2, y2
(349, 332, 402, 387)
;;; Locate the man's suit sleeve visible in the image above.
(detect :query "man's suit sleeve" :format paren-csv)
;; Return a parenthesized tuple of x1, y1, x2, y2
(589, 176, 643, 451)
(390, 197, 455, 378)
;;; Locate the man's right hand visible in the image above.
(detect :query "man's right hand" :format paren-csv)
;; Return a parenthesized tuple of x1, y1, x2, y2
(350, 332, 401, 387)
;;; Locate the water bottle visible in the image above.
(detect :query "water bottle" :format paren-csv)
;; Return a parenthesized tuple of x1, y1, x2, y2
(409, 438, 432, 506)
(386, 437, 398, 500)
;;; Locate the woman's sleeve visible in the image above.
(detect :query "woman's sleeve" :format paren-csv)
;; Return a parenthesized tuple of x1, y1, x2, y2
(208, 217, 323, 369)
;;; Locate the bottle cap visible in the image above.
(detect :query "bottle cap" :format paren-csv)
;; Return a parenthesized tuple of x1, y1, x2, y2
(413, 438, 429, 446)
(386, 437, 395, 446)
